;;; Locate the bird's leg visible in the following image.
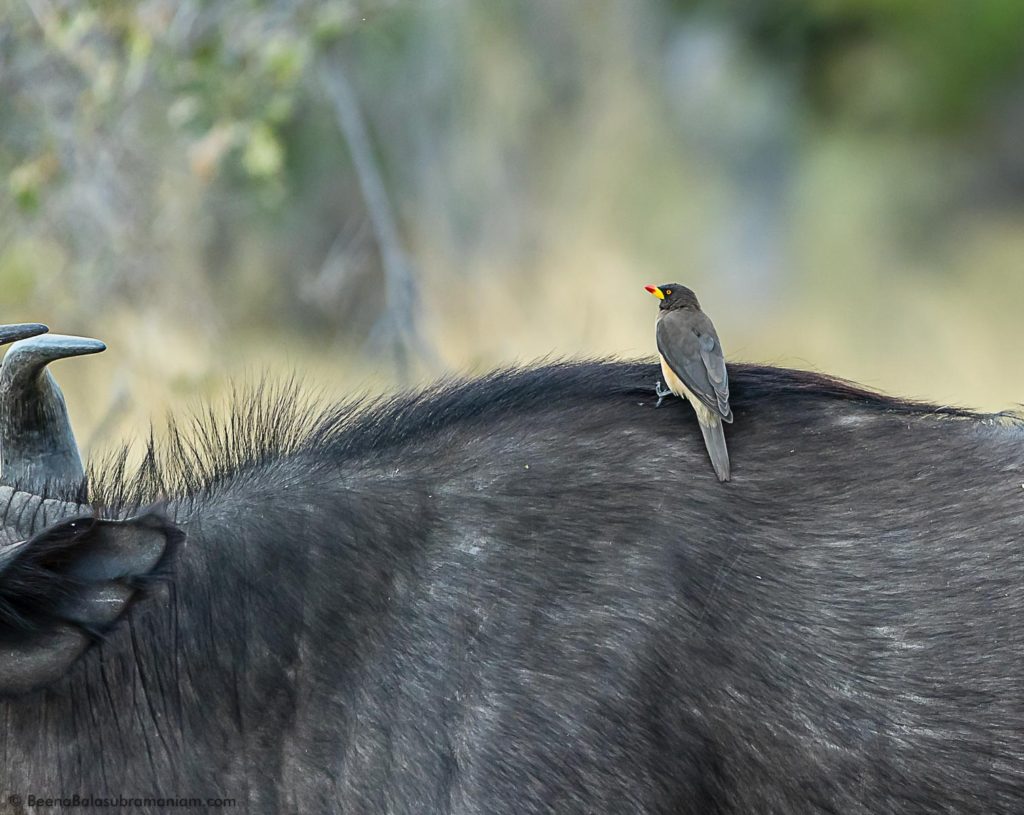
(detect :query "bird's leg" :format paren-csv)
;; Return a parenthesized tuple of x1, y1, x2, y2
(654, 380, 673, 408)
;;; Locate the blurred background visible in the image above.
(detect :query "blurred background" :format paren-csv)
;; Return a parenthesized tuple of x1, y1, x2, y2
(1, 0, 1023, 459)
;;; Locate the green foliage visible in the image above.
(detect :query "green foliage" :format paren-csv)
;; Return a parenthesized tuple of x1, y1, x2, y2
(677, 0, 1024, 128)
(5, 0, 1020, 219)
(8, 152, 59, 213)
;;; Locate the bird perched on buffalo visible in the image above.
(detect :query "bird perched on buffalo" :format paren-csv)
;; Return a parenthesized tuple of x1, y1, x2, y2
(644, 283, 733, 481)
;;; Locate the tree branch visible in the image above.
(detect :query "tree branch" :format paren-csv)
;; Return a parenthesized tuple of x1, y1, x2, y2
(318, 53, 436, 382)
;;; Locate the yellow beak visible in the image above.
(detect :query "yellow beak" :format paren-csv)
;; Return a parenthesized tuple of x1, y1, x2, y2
(644, 285, 665, 300)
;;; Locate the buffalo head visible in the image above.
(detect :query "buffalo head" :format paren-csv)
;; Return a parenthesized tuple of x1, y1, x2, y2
(0, 324, 182, 696)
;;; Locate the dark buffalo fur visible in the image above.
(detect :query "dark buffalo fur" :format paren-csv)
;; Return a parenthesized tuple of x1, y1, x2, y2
(0, 360, 1022, 814)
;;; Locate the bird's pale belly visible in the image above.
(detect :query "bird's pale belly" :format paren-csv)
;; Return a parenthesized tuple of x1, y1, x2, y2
(659, 355, 717, 425)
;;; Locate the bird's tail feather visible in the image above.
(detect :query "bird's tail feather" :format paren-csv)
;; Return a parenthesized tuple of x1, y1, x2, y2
(699, 417, 731, 482)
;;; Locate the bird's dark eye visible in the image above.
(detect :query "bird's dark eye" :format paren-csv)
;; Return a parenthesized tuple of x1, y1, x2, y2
(665, 289, 672, 295)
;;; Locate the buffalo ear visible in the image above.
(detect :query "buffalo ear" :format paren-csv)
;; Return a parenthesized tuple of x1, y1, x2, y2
(0, 508, 183, 696)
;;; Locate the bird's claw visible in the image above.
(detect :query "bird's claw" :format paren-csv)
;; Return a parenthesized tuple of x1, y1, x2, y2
(654, 380, 672, 408)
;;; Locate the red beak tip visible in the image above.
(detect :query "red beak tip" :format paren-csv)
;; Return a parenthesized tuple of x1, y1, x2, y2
(644, 285, 656, 293)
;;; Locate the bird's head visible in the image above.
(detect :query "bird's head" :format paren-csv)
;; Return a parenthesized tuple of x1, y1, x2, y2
(644, 283, 700, 310)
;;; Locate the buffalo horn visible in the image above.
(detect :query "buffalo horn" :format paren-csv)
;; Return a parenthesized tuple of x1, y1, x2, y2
(0, 334, 106, 492)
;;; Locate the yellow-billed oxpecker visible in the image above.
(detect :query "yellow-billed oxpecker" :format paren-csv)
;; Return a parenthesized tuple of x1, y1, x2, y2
(644, 283, 733, 481)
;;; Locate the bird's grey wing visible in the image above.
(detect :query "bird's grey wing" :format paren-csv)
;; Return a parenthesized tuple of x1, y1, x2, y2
(697, 326, 731, 422)
(656, 311, 732, 421)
